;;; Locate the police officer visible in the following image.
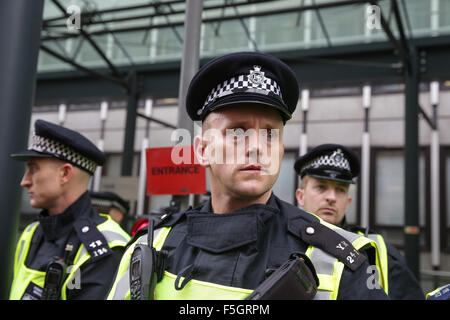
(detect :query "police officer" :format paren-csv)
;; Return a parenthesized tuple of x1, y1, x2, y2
(108, 52, 388, 300)
(90, 191, 130, 225)
(9, 119, 130, 300)
(294, 143, 425, 299)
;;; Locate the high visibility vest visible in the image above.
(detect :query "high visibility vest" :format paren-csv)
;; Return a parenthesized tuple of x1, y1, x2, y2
(9, 214, 130, 300)
(107, 219, 383, 300)
(355, 231, 389, 295)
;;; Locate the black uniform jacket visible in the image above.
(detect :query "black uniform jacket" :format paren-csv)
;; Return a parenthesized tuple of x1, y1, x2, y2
(24, 191, 125, 300)
(156, 193, 388, 300)
(342, 219, 425, 300)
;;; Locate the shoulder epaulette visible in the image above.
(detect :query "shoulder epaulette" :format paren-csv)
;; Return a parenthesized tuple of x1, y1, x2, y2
(74, 218, 112, 262)
(300, 221, 367, 271)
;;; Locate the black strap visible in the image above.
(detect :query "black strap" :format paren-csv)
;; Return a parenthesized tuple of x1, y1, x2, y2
(300, 221, 367, 271)
(74, 218, 112, 262)
(174, 264, 195, 291)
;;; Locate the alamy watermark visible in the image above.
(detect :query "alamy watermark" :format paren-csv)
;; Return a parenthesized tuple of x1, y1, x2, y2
(366, 4, 382, 31)
(170, 123, 282, 175)
(66, 5, 81, 31)
(66, 265, 81, 290)
(366, 265, 382, 290)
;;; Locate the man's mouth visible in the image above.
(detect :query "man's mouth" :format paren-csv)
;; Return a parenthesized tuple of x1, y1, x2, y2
(320, 207, 336, 214)
(240, 165, 262, 172)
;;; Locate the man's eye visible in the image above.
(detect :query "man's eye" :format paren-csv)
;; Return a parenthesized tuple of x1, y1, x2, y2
(261, 129, 278, 139)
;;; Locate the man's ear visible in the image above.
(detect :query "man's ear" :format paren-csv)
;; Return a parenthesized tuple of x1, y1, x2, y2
(60, 163, 74, 185)
(346, 196, 353, 211)
(194, 134, 209, 167)
(295, 188, 305, 207)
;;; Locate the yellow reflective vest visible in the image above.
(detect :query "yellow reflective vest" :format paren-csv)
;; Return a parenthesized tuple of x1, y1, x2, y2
(353, 231, 389, 295)
(107, 217, 384, 300)
(9, 214, 130, 300)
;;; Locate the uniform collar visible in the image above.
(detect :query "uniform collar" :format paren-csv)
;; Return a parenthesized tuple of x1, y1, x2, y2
(156, 193, 279, 229)
(198, 192, 279, 214)
(38, 191, 91, 241)
(185, 193, 280, 253)
(339, 216, 349, 229)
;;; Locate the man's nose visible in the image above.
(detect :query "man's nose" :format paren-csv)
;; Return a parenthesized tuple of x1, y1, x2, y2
(325, 188, 337, 202)
(247, 130, 262, 159)
(20, 170, 31, 188)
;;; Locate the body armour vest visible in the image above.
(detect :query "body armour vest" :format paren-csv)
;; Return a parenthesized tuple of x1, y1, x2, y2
(108, 194, 384, 300)
(10, 214, 130, 300)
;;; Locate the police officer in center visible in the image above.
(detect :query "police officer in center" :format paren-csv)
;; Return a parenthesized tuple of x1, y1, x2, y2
(108, 52, 388, 300)
(9, 119, 130, 300)
(90, 191, 130, 225)
(294, 143, 425, 299)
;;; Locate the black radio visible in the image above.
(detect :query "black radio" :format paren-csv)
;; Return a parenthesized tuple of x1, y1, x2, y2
(42, 259, 66, 300)
(130, 220, 167, 300)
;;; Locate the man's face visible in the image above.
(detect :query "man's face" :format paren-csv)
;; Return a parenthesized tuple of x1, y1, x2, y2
(296, 176, 352, 225)
(196, 104, 284, 200)
(20, 157, 64, 210)
(109, 207, 124, 224)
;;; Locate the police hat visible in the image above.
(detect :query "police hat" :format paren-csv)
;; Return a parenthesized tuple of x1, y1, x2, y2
(294, 144, 360, 184)
(90, 191, 129, 215)
(186, 51, 299, 122)
(10, 119, 105, 175)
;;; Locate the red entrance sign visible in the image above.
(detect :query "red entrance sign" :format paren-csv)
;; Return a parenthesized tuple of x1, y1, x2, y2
(146, 146, 206, 195)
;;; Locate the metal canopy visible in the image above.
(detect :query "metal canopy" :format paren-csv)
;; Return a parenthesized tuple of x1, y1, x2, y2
(34, 0, 450, 280)
(36, 34, 450, 102)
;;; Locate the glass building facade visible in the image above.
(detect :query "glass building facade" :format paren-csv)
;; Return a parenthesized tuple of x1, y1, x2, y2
(39, 0, 450, 71)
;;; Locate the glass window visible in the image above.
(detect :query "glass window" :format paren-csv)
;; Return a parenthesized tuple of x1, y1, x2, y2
(153, 25, 184, 60)
(439, 0, 450, 29)
(255, 12, 301, 50)
(202, 19, 251, 55)
(400, 0, 430, 34)
(310, 4, 365, 46)
(375, 150, 426, 227)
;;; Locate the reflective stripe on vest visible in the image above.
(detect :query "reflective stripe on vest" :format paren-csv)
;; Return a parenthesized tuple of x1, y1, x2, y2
(305, 218, 382, 300)
(9, 215, 130, 300)
(107, 221, 380, 300)
(366, 233, 389, 295)
(108, 226, 252, 300)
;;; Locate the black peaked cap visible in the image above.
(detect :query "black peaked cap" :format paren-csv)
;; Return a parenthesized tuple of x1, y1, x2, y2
(90, 191, 130, 213)
(10, 119, 105, 175)
(294, 144, 360, 184)
(186, 51, 299, 122)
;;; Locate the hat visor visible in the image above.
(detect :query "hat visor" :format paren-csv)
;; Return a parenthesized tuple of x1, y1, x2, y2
(202, 92, 292, 122)
(10, 150, 54, 161)
(307, 173, 355, 185)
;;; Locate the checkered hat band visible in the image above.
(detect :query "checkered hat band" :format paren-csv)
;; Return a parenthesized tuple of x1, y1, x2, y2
(200, 74, 282, 114)
(29, 134, 98, 174)
(301, 154, 351, 174)
(92, 199, 127, 213)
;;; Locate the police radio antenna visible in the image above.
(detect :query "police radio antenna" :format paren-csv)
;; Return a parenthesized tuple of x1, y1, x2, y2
(147, 219, 154, 248)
